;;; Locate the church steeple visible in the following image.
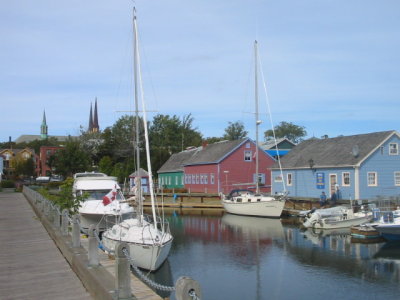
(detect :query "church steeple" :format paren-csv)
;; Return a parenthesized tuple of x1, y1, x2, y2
(40, 110, 48, 140)
(88, 98, 100, 133)
(92, 98, 99, 133)
(88, 102, 93, 132)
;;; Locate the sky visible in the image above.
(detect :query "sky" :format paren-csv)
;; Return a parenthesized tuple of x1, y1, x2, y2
(1, 0, 400, 143)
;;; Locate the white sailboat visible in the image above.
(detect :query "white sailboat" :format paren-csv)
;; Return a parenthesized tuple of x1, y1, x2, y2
(221, 41, 287, 218)
(102, 9, 173, 271)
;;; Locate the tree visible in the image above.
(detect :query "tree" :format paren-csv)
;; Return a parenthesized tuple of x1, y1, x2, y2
(52, 138, 91, 177)
(149, 113, 202, 172)
(79, 127, 104, 166)
(264, 121, 306, 144)
(223, 121, 248, 140)
(14, 157, 35, 178)
(98, 156, 113, 175)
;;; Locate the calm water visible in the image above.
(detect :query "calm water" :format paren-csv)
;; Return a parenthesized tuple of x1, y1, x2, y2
(145, 209, 400, 300)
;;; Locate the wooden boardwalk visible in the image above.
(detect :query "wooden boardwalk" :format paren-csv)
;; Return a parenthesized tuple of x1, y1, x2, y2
(0, 191, 93, 300)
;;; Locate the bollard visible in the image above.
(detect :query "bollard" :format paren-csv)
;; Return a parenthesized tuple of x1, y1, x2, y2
(115, 242, 133, 300)
(88, 224, 99, 267)
(72, 215, 81, 248)
(61, 209, 69, 236)
(175, 276, 202, 300)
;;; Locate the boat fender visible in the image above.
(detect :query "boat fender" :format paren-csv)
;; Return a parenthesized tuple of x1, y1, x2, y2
(175, 276, 202, 300)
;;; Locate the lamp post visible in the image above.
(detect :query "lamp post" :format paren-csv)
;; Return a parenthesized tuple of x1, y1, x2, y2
(223, 170, 229, 193)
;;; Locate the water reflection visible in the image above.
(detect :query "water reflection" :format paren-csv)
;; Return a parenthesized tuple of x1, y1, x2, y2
(145, 210, 400, 300)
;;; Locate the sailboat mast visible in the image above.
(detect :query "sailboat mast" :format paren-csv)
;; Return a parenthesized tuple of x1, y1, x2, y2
(133, 8, 143, 223)
(254, 40, 260, 194)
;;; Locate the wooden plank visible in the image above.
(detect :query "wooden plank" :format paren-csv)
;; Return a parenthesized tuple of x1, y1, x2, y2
(0, 191, 93, 300)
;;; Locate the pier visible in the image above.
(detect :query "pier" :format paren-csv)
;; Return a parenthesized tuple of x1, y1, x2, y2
(0, 191, 92, 299)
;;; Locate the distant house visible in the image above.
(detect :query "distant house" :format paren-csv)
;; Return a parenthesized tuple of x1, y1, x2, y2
(157, 147, 198, 190)
(183, 138, 276, 194)
(0, 156, 3, 182)
(129, 168, 150, 193)
(0, 148, 40, 179)
(39, 146, 63, 176)
(260, 138, 296, 160)
(271, 131, 400, 201)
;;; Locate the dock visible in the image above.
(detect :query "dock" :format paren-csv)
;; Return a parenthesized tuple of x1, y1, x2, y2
(0, 191, 93, 300)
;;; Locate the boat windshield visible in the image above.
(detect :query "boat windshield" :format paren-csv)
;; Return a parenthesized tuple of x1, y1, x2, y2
(79, 190, 124, 201)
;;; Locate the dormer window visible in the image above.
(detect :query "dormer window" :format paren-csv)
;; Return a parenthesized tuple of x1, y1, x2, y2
(389, 143, 398, 155)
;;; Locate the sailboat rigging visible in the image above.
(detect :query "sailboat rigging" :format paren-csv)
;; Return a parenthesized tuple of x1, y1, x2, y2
(221, 40, 287, 218)
(102, 8, 173, 271)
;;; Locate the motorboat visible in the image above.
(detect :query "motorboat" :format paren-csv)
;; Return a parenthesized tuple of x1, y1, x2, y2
(302, 205, 372, 229)
(373, 209, 400, 241)
(73, 172, 134, 233)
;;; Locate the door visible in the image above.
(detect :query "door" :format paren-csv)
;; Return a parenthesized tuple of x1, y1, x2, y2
(329, 174, 337, 197)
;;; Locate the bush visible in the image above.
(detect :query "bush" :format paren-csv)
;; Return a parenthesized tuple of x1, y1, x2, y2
(1, 180, 15, 188)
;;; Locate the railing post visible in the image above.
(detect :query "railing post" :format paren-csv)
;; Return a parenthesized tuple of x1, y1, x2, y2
(72, 215, 80, 248)
(53, 206, 60, 228)
(88, 224, 99, 267)
(115, 242, 133, 300)
(61, 209, 69, 236)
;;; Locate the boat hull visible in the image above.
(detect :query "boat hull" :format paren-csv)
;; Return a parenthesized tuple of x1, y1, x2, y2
(375, 224, 400, 241)
(222, 199, 285, 218)
(102, 234, 173, 271)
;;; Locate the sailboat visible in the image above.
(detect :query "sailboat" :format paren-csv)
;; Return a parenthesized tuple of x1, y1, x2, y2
(221, 41, 287, 218)
(102, 8, 173, 271)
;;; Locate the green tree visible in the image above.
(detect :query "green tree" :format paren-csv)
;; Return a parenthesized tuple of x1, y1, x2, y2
(264, 121, 306, 144)
(14, 157, 35, 178)
(79, 127, 104, 166)
(98, 156, 113, 175)
(223, 121, 248, 140)
(52, 138, 90, 177)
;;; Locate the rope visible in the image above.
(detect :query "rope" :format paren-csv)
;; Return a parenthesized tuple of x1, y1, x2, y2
(122, 248, 175, 292)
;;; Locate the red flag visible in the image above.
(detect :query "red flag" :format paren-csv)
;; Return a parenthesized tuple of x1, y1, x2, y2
(103, 187, 117, 206)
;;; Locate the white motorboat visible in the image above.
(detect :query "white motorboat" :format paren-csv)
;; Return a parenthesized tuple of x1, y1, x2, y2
(221, 41, 287, 218)
(303, 206, 372, 229)
(372, 209, 400, 241)
(73, 172, 134, 233)
(102, 9, 173, 271)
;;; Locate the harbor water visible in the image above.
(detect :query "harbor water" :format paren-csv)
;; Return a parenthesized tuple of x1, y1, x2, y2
(146, 209, 400, 300)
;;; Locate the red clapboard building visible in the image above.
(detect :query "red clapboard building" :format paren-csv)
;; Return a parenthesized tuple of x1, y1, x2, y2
(183, 138, 276, 194)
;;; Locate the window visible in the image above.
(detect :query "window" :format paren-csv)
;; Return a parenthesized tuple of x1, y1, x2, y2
(204, 175, 208, 184)
(245, 142, 250, 148)
(188, 175, 192, 184)
(244, 151, 252, 161)
(175, 176, 178, 185)
(395, 172, 400, 186)
(287, 173, 292, 186)
(200, 175, 204, 184)
(342, 172, 350, 186)
(274, 175, 283, 182)
(367, 172, 377, 186)
(192, 174, 195, 184)
(389, 143, 398, 155)
(196, 174, 199, 184)
(210, 173, 215, 184)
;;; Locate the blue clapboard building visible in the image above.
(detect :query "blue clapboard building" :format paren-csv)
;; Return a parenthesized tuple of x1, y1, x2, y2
(271, 131, 400, 201)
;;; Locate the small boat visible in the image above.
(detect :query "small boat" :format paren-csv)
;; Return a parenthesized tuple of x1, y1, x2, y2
(374, 218, 400, 241)
(73, 172, 134, 233)
(221, 41, 287, 218)
(102, 9, 173, 271)
(350, 224, 381, 239)
(302, 206, 372, 229)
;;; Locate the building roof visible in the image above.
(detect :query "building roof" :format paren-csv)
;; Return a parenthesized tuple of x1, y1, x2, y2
(14, 135, 76, 144)
(129, 168, 149, 178)
(157, 147, 200, 173)
(274, 130, 398, 169)
(260, 138, 296, 150)
(186, 139, 248, 166)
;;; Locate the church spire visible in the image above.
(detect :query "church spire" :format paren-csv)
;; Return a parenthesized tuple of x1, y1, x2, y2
(40, 110, 48, 140)
(93, 97, 99, 132)
(88, 102, 93, 132)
